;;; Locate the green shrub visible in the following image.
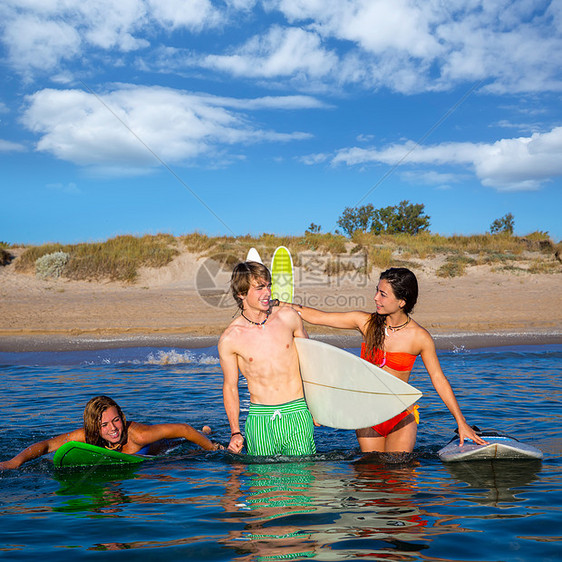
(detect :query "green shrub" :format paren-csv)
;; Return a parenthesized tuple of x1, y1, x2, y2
(528, 258, 561, 274)
(436, 261, 464, 278)
(301, 232, 347, 254)
(16, 244, 65, 272)
(35, 251, 69, 279)
(525, 230, 551, 241)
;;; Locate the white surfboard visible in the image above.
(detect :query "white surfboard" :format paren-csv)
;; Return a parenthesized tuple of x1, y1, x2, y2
(294, 338, 422, 430)
(246, 247, 263, 264)
(438, 432, 543, 462)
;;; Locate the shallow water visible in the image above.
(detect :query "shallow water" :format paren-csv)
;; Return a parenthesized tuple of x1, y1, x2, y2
(1, 344, 561, 561)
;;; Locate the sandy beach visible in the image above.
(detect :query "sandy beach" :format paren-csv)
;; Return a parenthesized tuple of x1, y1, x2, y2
(1, 250, 560, 352)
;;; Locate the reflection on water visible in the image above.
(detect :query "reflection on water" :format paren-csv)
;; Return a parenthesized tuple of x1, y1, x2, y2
(54, 465, 142, 515)
(444, 459, 542, 505)
(0, 344, 561, 560)
(220, 462, 318, 560)
(216, 457, 469, 560)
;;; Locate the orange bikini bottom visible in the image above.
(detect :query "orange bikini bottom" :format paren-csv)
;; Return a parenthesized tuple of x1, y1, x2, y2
(371, 405, 419, 437)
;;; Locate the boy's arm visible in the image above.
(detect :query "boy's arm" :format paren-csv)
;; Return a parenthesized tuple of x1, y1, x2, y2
(219, 338, 244, 454)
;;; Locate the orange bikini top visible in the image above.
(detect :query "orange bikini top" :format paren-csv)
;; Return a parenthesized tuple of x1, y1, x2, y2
(361, 343, 417, 372)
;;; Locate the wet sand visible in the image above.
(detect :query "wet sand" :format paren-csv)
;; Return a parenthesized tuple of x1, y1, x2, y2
(1, 251, 560, 352)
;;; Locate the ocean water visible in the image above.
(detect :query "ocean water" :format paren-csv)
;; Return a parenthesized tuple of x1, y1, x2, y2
(0, 344, 561, 561)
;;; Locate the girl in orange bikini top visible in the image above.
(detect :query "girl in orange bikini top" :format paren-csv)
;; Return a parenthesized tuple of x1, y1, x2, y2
(360, 343, 417, 371)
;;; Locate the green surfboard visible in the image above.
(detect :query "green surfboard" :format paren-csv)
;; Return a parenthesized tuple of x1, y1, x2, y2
(271, 246, 293, 303)
(53, 441, 146, 468)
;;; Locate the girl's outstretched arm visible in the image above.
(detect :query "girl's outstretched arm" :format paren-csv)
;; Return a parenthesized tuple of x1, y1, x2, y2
(419, 331, 486, 446)
(0, 428, 85, 470)
(279, 302, 370, 333)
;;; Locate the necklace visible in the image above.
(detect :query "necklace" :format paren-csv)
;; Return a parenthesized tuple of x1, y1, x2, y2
(384, 315, 410, 337)
(241, 311, 269, 327)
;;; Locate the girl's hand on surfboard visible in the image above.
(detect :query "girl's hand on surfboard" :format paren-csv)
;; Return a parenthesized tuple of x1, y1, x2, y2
(458, 422, 487, 446)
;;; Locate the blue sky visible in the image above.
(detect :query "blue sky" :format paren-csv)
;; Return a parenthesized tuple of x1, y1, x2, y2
(1, 0, 561, 245)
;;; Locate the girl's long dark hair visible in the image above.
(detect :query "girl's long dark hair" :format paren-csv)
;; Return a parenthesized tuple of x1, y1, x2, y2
(364, 267, 418, 353)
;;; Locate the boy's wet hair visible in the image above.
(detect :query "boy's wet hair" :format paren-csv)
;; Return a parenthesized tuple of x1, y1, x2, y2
(230, 261, 271, 311)
(83, 395, 128, 449)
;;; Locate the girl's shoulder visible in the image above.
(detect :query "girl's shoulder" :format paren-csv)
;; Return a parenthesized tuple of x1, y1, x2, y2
(126, 421, 152, 444)
(127, 421, 146, 434)
(387, 319, 432, 355)
(409, 319, 435, 349)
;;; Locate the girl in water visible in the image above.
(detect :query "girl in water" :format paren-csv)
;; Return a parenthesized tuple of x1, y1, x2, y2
(0, 395, 222, 469)
(283, 267, 485, 453)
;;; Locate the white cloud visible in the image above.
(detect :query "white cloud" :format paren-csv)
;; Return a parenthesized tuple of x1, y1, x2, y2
(0, 139, 26, 152)
(492, 120, 543, 133)
(202, 26, 338, 79)
(331, 126, 562, 191)
(271, 0, 442, 58)
(147, 0, 223, 30)
(401, 170, 463, 188)
(20, 85, 316, 172)
(436, 4, 562, 94)
(298, 152, 330, 165)
(474, 128, 562, 190)
(1, 0, 561, 93)
(264, 0, 562, 93)
(2, 16, 81, 75)
(209, 94, 330, 110)
(0, 0, 150, 77)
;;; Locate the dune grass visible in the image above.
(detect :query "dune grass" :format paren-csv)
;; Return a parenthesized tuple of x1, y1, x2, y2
(15, 234, 179, 282)
(11, 230, 561, 282)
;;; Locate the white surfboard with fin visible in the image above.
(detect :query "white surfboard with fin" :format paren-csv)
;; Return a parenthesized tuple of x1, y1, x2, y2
(295, 338, 422, 430)
(438, 431, 543, 462)
(246, 247, 263, 264)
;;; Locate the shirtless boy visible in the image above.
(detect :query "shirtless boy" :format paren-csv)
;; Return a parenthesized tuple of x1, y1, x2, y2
(0, 395, 221, 470)
(219, 261, 315, 456)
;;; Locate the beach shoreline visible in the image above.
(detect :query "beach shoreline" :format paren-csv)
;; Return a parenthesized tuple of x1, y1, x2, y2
(1, 329, 560, 353)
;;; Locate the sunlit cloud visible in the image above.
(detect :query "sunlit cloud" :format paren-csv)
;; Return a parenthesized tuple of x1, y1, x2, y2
(20, 85, 317, 173)
(1, 1, 560, 93)
(332, 127, 562, 191)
